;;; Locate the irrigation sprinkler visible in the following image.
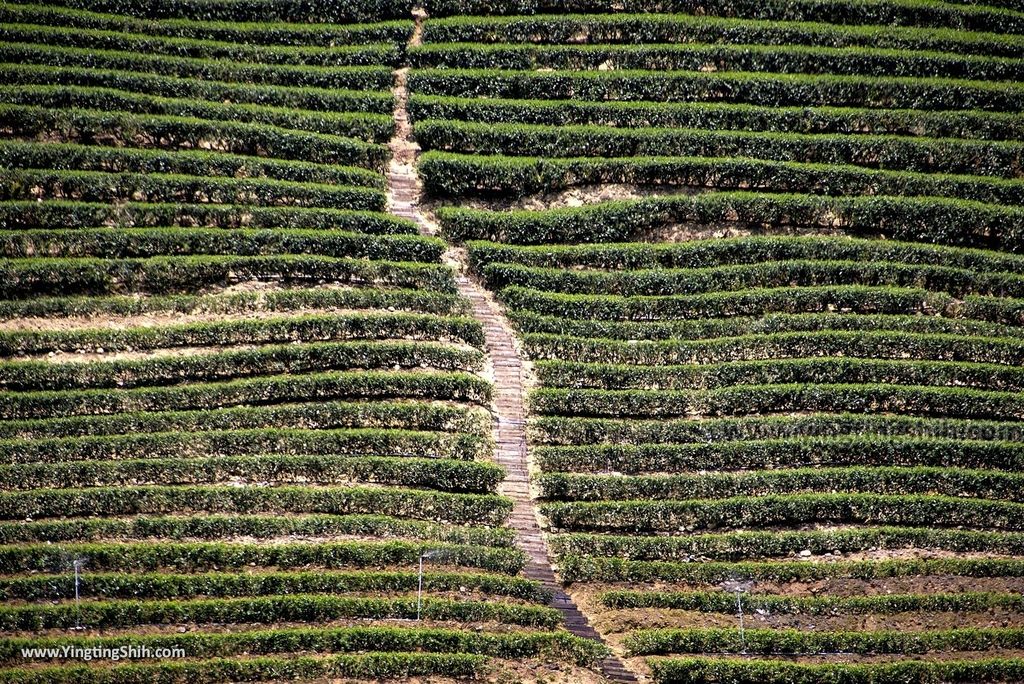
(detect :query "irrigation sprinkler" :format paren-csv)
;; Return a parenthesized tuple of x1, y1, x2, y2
(417, 549, 447, 621)
(71, 558, 87, 630)
(721, 579, 755, 654)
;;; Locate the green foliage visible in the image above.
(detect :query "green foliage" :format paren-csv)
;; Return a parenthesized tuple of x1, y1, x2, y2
(0, 370, 492, 420)
(1, 44, 400, 88)
(0, 626, 605, 665)
(537, 466, 1024, 503)
(0, 569, 546, 603)
(530, 383, 1024, 420)
(649, 656, 1024, 684)
(410, 68, 1024, 111)
(1, 455, 504, 494)
(1, 169, 385, 210)
(524, 330, 1024, 367)
(559, 555, 1024, 583)
(484, 259, 1024, 298)
(531, 412, 1024, 448)
(420, 2, 1024, 36)
(0, 400, 486, 440)
(0, 287, 466, 321)
(0, 228, 441, 261)
(0, 342, 482, 391)
(0, 255, 455, 298)
(0, 514, 514, 546)
(626, 626, 1024, 656)
(553, 526, 1024, 562)
(0, 5, 413, 45)
(0, 653, 487, 684)
(0, 201, 415, 233)
(0, 141, 385, 188)
(0, 594, 559, 630)
(2, 105, 390, 166)
(438, 192, 1024, 249)
(6, 65, 393, 114)
(0, 539, 524, 574)
(542, 493, 1024, 533)
(0, 485, 513, 525)
(603, 589, 1023, 613)
(419, 120, 1023, 178)
(0, 312, 481, 356)
(411, 42, 1024, 81)
(409, 94, 1024, 141)
(38, 0, 414, 23)
(510, 306, 1024, 341)
(422, 152, 1024, 204)
(535, 357, 1024, 392)
(0, 24, 403, 66)
(1, 84, 394, 133)
(535, 435, 1024, 473)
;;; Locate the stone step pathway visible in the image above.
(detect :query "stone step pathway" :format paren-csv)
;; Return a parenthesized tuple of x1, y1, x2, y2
(386, 32, 640, 684)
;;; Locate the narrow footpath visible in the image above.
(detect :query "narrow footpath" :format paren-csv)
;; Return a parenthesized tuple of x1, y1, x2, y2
(387, 41, 640, 684)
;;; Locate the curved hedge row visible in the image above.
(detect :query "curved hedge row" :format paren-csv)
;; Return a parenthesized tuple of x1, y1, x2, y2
(0, 594, 558, 630)
(1, 44, 399, 89)
(422, 152, 1024, 205)
(1, 170, 385, 211)
(0, 371, 492, 420)
(559, 555, 1024, 583)
(5, 64, 394, 111)
(468, 236, 1024, 273)
(2, 85, 395, 134)
(0, 287, 465, 321)
(0, 201, 415, 233)
(0, 569, 546, 603)
(535, 435, 1024, 473)
(0, 400, 486, 440)
(411, 42, 1024, 81)
(439, 192, 1024, 249)
(0, 427, 488, 464)
(419, 121, 1024, 178)
(0, 485, 512, 525)
(0, 5, 413, 45)
(3, 105, 390, 167)
(409, 69, 1024, 112)
(0, 228, 440, 261)
(483, 260, 1024, 298)
(626, 626, 1024, 656)
(0, 653, 487, 684)
(0, 312, 481, 355)
(531, 412, 1024, 447)
(0, 255, 454, 298)
(552, 526, 1024, 561)
(0, 25, 403, 66)
(530, 383, 1024, 420)
(542, 493, 1024, 533)
(0, 626, 602, 665)
(409, 95, 1024, 141)
(537, 466, 1024, 503)
(0, 539, 525, 574)
(39, 0, 414, 23)
(524, 331, 1024, 367)
(0, 142, 385, 188)
(420, 5, 1024, 41)
(0, 342, 482, 391)
(648, 657, 1024, 684)
(602, 589, 1023, 613)
(0, 514, 514, 546)
(535, 358, 1024, 392)
(0, 455, 504, 493)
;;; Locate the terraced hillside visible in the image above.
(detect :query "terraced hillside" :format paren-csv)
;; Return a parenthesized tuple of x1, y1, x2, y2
(0, 2, 604, 682)
(407, 1, 1024, 682)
